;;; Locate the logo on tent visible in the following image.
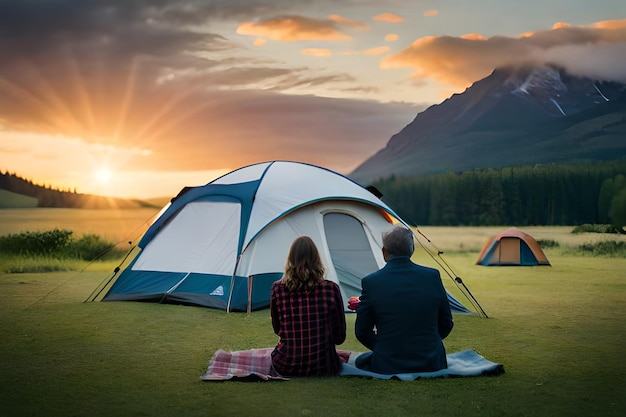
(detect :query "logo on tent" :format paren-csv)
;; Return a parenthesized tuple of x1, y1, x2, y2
(210, 286, 224, 296)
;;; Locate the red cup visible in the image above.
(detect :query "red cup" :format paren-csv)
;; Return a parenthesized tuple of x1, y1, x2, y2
(348, 296, 360, 310)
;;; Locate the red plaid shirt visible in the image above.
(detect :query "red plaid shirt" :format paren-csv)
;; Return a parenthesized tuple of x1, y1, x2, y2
(270, 280, 346, 377)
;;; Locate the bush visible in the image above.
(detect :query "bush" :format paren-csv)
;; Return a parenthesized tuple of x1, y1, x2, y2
(63, 234, 119, 260)
(578, 241, 626, 257)
(0, 229, 73, 256)
(0, 229, 122, 260)
(571, 224, 624, 234)
(537, 239, 559, 248)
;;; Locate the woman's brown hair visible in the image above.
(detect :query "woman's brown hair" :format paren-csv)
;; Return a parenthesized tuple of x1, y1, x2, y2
(281, 236, 325, 292)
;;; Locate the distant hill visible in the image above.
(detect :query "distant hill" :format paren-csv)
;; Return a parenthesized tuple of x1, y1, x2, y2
(0, 189, 38, 208)
(349, 64, 626, 185)
(0, 172, 161, 209)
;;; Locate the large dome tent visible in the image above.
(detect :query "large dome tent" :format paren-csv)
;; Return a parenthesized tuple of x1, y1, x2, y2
(91, 161, 475, 315)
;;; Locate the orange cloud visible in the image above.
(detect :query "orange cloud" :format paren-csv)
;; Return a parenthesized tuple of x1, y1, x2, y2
(423, 10, 439, 17)
(552, 22, 571, 29)
(253, 38, 267, 46)
(385, 33, 399, 42)
(328, 14, 369, 30)
(592, 18, 626, 30)
(301, 48, 333, 57)
(381, 19, 626, 89)
(461, 33, 486, 41)
(364, 46, 391, 56)
(373, 13, 404, 23)
(237, 15, 352, 41)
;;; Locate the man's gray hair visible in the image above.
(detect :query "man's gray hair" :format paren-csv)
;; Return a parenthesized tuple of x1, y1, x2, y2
(383, 226, 414, 258)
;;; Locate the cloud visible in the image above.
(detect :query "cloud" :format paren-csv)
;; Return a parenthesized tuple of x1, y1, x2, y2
(373, 13, 404, 23)
(460, 33, 486, 41)
(116, 91, 420, 174)
(236, 15, 354, 41)
(385, 33, 399, 42)
(328, 14, 369, 30)
(364, 46, 392, 56)
(301, 48, 333, 57)
(381, 19, 626, 88)
(423, 10, 439, 17)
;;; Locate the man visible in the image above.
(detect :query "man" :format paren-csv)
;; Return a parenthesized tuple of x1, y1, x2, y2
(354, 225, 454, 374)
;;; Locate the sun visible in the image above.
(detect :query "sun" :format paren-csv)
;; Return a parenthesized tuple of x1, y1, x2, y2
(94, 167, 113, 184)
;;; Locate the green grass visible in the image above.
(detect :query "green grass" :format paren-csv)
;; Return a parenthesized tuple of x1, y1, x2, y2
(1, 250, 625, 417)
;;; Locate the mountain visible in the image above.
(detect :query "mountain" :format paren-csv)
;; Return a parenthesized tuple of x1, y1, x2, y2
(349, 65, 626, 185)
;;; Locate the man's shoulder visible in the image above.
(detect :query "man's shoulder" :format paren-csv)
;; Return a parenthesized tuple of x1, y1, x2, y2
(410, 262, 438, 272)
(362, 268, 390, 286)
(379, 259, 440, 277)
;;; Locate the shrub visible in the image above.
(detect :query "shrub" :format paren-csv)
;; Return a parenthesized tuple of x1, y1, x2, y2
(0, 229, 73, 256)
(572, 224, 624, 234)
(63, 234, 118, 260)
(537, 239, 559, 248)
(0, 229, 122, 261)
(578, 241, 626, 257)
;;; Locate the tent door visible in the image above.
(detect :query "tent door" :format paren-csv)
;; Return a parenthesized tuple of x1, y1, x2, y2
(498, 237, 520, 264)
(323, 213, 379, 299)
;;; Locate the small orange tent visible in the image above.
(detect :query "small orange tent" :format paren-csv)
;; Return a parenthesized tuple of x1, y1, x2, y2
(476, 227, 550, 266)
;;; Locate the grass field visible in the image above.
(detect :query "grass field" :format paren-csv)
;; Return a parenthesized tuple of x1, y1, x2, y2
(1, 210, 625, 416)
(1, 253, 625, 416)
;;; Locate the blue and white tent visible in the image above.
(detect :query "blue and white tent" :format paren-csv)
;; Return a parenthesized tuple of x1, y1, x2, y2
(101, 161, 472, 314)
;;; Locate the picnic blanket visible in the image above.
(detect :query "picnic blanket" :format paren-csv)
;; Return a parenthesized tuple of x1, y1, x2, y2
(200, 348, 504, 381)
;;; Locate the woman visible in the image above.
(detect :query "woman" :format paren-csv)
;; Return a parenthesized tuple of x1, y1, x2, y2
(270, 236, 346, 377)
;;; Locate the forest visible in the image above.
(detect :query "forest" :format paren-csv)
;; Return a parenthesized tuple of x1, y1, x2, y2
(369, 160, 626, 227)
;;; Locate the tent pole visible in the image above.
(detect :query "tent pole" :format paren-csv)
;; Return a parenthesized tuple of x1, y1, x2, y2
(226, 254, 244, 313)
(159, 273, 190, 304)
(247, 275, 254, 314)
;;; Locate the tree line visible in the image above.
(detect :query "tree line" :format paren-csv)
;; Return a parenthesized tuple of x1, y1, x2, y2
(369, 161, 626, 228)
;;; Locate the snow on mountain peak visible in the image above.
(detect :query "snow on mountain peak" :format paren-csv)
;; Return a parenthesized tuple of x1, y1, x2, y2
(510, 66, 567, 97)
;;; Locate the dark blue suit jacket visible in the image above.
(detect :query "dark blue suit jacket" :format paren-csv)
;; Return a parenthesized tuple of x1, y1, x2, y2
(355, 256, 454, 374)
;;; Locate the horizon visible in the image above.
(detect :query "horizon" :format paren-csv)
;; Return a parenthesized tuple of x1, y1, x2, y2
(1, 1, 625, 199)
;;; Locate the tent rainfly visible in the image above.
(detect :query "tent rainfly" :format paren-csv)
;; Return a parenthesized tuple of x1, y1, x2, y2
(94, 161, 474, 314)
(476, 227, 551, 266)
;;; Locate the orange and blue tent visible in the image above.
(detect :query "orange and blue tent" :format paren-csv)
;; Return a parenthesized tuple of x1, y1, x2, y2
(476, 227, 550, 266)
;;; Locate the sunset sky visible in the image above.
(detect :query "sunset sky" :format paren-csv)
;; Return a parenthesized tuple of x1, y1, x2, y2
(1, 0, 625, 199)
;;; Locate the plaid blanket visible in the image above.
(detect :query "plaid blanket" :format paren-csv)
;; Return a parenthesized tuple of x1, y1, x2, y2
(200, 348, 284, 381)
(200, 348, 503, 381)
